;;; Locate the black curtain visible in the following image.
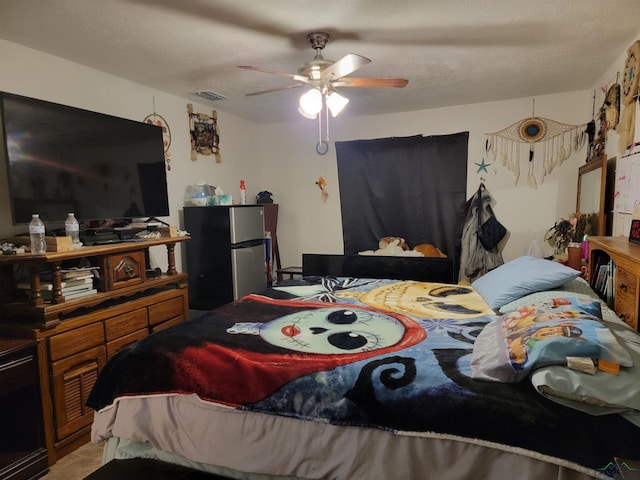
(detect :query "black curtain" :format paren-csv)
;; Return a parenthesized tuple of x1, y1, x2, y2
(336, 132, 468, 273)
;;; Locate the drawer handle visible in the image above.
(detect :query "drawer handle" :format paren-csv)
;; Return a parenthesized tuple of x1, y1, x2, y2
(618, 282, 627, 292)
(124, 262, 135, 278)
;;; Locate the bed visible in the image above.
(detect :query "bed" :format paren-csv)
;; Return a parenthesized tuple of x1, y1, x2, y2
(87, 255, 640, 480)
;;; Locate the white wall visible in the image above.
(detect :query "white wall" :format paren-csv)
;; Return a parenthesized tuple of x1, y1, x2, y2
(0, 39, 261, 271)
(3, 31, 638, 277)
(260, 91, 593, 267)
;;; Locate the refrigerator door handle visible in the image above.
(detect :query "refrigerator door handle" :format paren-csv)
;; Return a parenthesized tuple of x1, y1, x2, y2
(231, 238, 266, 249)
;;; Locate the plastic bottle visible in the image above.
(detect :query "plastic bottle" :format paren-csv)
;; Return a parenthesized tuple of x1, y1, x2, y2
(29, 214, 46, 254)
(65, 212, 81, 247)
(239, 180, 247, 205)
(581, 235, 589, 259)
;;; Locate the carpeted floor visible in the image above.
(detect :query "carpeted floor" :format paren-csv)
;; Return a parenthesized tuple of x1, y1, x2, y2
(41, 442, 104, 480)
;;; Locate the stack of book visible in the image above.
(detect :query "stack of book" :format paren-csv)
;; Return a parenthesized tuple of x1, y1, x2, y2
(18, 267, 99, 301)
(593, 258, 615, 307)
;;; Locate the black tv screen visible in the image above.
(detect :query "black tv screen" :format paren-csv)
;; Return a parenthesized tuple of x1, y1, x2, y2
(1, 91, 170, 225)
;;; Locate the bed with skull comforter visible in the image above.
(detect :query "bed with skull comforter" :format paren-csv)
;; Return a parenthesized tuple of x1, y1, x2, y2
(88, 276, 640, 480)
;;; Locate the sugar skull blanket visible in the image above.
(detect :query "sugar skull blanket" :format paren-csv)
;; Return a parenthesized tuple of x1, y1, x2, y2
(87, 278, 639, 475)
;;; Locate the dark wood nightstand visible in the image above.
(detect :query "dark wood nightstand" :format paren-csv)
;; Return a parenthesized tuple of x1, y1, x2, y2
(0, 338, 48, 480)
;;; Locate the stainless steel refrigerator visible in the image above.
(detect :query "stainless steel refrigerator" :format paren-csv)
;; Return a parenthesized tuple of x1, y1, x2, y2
(184, 205, 266, 310)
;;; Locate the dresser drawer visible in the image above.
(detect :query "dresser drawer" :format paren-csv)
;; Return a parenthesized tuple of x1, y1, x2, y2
(48, 322, 105, 362)
(107, 328, 147, 360)
(96, 250, 147, 291)
(148, 296, 184, 326)
(615, 294, 638, 330)
(150, 315, 183, 333)
(104, 308, 148, 341)
(614, 266, 638, 330)
(615, 267, 638, 300)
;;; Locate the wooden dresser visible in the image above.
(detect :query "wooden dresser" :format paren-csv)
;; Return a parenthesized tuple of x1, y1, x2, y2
(0, 237, 189, 465)
(588, 236, 640, 331)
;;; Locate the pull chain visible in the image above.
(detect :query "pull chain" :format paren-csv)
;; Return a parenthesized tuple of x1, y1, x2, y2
(314, 98, 329, 155)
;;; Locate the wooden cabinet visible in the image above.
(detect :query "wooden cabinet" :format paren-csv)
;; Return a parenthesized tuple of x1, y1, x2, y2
(588, 236, 640, 330)
(0, 339, 48, 480)
(50, 345, 106, 441)
(0, 237, 189, 466)
(96, 250, 146, 291)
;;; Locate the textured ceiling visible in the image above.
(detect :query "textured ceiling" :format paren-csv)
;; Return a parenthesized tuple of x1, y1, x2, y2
(1, 0, 639, 124)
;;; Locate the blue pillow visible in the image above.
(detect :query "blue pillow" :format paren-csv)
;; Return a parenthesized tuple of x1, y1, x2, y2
(470, 297, 633, 383)
(471, 256, 579, 310)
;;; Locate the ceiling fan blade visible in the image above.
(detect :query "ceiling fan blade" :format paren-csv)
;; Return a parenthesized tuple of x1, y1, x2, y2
(320, 53, 371, 80)
(238, 65, 309, 84)
(333, 77, 409, 88)
(245, 83, 303, 96)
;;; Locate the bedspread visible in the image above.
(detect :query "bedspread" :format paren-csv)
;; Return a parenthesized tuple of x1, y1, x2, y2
(88, 278, 640, 476)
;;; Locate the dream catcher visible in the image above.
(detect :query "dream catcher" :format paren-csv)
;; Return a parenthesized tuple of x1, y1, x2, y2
(585, 80, 620, 162)
(618, 40, 640, 153)
(603, 81, 621, 131)
(486, 101, 587, 188)
(144, 97, 172, 171)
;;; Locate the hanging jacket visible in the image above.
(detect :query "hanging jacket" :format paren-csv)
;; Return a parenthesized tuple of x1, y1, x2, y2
(459, 185, 505, 283)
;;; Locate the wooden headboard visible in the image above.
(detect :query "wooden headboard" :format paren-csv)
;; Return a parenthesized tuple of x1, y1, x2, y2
(302, 254, 456, 283)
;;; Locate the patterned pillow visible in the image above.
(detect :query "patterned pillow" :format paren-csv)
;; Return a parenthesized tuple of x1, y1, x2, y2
(498, 290, 600, 315)
(497, 276, 599, 314)
(471, 296, 633, 382)
(530, 314, 640, 423)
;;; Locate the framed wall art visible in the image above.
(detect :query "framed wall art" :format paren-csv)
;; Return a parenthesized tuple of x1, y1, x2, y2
(187, 103, 221, 163)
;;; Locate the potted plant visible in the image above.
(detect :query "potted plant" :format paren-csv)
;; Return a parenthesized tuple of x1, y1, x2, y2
(545, 213, 598, 257)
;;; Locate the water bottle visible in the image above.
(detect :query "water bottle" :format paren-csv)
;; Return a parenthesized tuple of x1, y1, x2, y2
(29, 214, 46, 254)
(65, 212, 81, 247)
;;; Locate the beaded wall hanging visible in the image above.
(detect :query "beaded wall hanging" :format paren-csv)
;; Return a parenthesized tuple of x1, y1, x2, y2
(486, 100, 587, 188)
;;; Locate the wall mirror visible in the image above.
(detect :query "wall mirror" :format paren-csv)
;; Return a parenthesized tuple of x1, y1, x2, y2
(576, 154, 615, 236)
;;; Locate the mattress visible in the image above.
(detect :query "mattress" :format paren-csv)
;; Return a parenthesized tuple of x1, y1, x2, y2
(90, 276, 640, 480)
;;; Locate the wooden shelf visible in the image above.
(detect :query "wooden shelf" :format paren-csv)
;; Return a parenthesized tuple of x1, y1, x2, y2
(588, 236, 640, 331)
(0, 236, 190, 466)
(0, 237, 189, 328)
(0, 237, 187, 265)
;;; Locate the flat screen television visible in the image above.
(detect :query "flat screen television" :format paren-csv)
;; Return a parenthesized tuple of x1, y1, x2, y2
(0, 91, 170, 226)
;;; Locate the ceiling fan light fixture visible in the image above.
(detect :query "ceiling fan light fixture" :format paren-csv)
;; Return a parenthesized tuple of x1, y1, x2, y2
(326, 91, 349, 117)
(298, 105, 318, 120)
(299, 88, 323, 117)
(241, 32, 407, 154)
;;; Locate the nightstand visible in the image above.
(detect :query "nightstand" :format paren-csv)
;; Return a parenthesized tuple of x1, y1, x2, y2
(0, 338, 48, 480)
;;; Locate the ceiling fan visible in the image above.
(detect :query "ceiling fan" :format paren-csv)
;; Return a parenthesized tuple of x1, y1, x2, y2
(239, 32, 408, 155)
(238, 32, 409, 97)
